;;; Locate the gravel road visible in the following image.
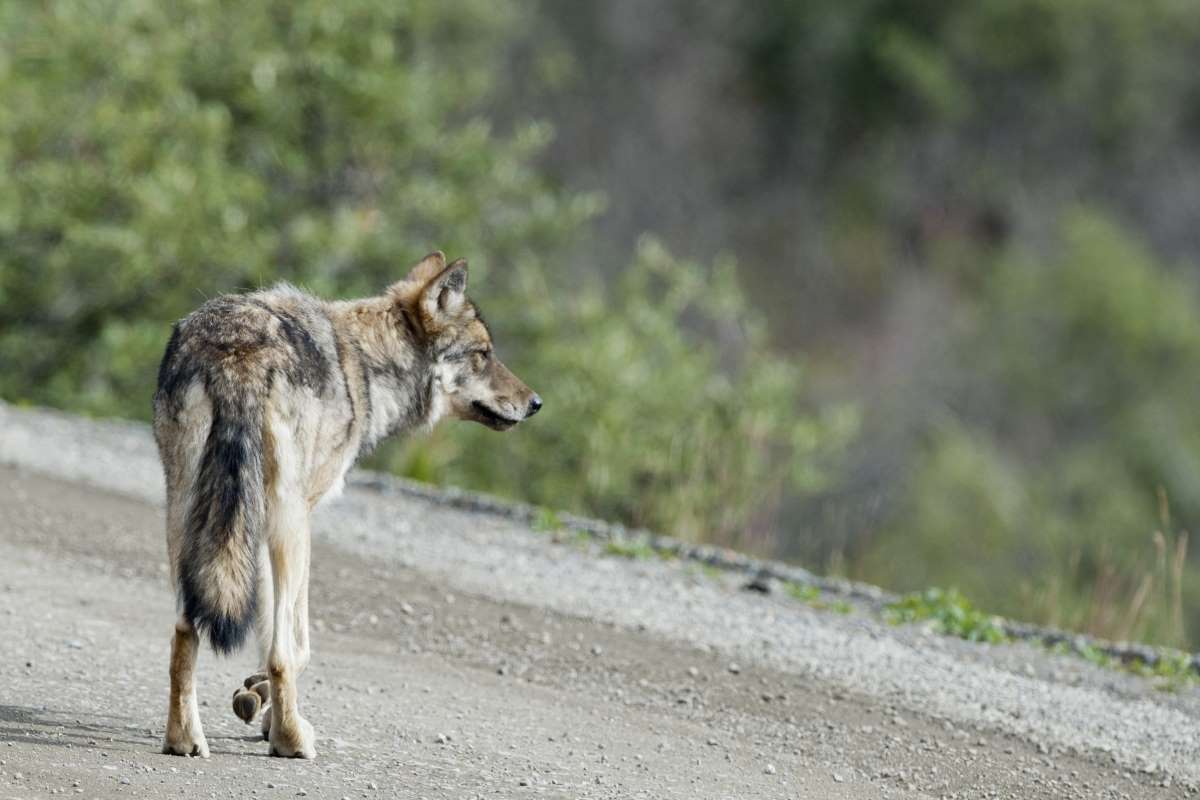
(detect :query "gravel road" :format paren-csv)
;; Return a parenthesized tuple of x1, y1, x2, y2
(1, 402, 1197, 799)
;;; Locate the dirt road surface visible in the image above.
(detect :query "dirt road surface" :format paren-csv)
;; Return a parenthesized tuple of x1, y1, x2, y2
(1, 403, 1198, 799)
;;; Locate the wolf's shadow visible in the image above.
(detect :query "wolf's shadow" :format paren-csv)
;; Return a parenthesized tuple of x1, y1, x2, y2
(0, 703, 151, 750)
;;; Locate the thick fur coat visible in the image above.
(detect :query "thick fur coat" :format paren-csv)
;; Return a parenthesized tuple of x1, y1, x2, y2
(153, 252, 540, 758)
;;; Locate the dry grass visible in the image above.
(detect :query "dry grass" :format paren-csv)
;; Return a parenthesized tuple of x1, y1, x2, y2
(1034, 488, 1190, 649)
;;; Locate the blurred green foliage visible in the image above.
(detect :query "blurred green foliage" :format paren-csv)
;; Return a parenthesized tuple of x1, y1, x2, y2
(861, 213, 1200, 647)
(0, 0, 591, 413)
(606, 0, 1200, 647)
(0, 1, 839, 554)
(7, 0, 1200, 650)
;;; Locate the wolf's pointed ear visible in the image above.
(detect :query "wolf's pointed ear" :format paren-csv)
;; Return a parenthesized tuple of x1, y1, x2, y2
(386, 251, 446, 303)
(405, 251, 447, 285)
(419, 259, 468, 321)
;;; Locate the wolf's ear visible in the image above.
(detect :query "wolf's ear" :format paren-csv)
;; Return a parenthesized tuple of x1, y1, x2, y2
(387, 250, 447, 306)
(418, 258, 468, 321)
(405, 251, 446, 286)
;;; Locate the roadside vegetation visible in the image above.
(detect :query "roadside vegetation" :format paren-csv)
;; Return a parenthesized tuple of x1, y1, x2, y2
(3, 1, 1200, 651)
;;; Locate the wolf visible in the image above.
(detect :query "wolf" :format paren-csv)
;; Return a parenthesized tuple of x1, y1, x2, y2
(153, 251, 540, 759)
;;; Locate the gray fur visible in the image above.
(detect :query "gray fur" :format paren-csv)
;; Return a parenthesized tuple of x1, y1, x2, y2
(156, 253, 540, 760)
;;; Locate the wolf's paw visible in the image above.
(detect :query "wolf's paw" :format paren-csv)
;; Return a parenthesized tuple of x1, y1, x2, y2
(232, 678, 270, 723)
(268, 716, 316, 759)
(232, 688, 261, 724)
(162, 731, 210, 758)
(243, 671, 269, 689)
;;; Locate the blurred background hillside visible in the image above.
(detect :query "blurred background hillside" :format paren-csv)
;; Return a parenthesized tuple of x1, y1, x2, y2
(2, 0, 1199, 648)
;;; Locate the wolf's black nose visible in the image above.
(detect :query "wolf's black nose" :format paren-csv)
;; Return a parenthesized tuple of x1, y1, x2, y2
(526, 395, 543, 417)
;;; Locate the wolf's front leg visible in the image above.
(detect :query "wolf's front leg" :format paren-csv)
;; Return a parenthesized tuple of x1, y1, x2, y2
(258, 551, 312, 741)
(294, 547, 311, 673)
(162, 615, 209, 757)
(265, 510, 316, 759)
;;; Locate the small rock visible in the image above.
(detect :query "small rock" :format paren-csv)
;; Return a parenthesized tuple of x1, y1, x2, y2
(832, 773, 845, 783)
(435, 733, 450, 744)
(687, 666, 699, 678)
(590, 645, 603, 656)
(742, 572, 775, 594)
(727, 663, 741, 675)
(764, 763, 777, 775)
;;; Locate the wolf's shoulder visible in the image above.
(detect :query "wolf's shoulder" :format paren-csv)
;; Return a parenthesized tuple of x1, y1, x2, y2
(250, 281, 326, 312)
(178, 283, 326, 329)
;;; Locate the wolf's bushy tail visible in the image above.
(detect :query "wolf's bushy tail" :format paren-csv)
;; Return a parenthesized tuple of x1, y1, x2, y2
(179, 380, 266, 655)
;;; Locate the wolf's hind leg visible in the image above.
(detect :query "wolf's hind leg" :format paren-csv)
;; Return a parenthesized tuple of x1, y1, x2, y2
(162, 615, 209, 758)
(234, 544, 275, 730)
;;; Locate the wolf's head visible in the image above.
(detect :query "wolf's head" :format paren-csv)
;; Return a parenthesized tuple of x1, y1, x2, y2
(390, 251, 541, 431)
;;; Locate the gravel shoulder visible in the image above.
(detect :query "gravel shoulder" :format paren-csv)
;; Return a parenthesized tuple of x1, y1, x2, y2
(0, 402, 1197, 799)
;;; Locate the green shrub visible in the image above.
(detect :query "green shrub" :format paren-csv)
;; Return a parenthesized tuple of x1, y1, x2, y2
(0, 0, 592, 416)
(885, 587, 1008, 644)
(863, 212, 1200, 648)
(0, 1, 848, 553)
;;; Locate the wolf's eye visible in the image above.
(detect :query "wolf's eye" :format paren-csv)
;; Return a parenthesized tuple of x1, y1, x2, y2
(470, 350, 489, 371)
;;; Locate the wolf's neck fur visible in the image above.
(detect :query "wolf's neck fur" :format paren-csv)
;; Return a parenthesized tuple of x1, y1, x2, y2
(327, 296, 438, 456)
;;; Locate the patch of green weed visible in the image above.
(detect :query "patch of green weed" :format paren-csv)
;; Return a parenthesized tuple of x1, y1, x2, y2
(603, 539, 658, 560)
(1124, 650, 1196, 692)
(885, 587, 1008, 644)
(783, 582, 853, 613)
(532, 508, 564, 534)
(785, 582, 820, 603)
